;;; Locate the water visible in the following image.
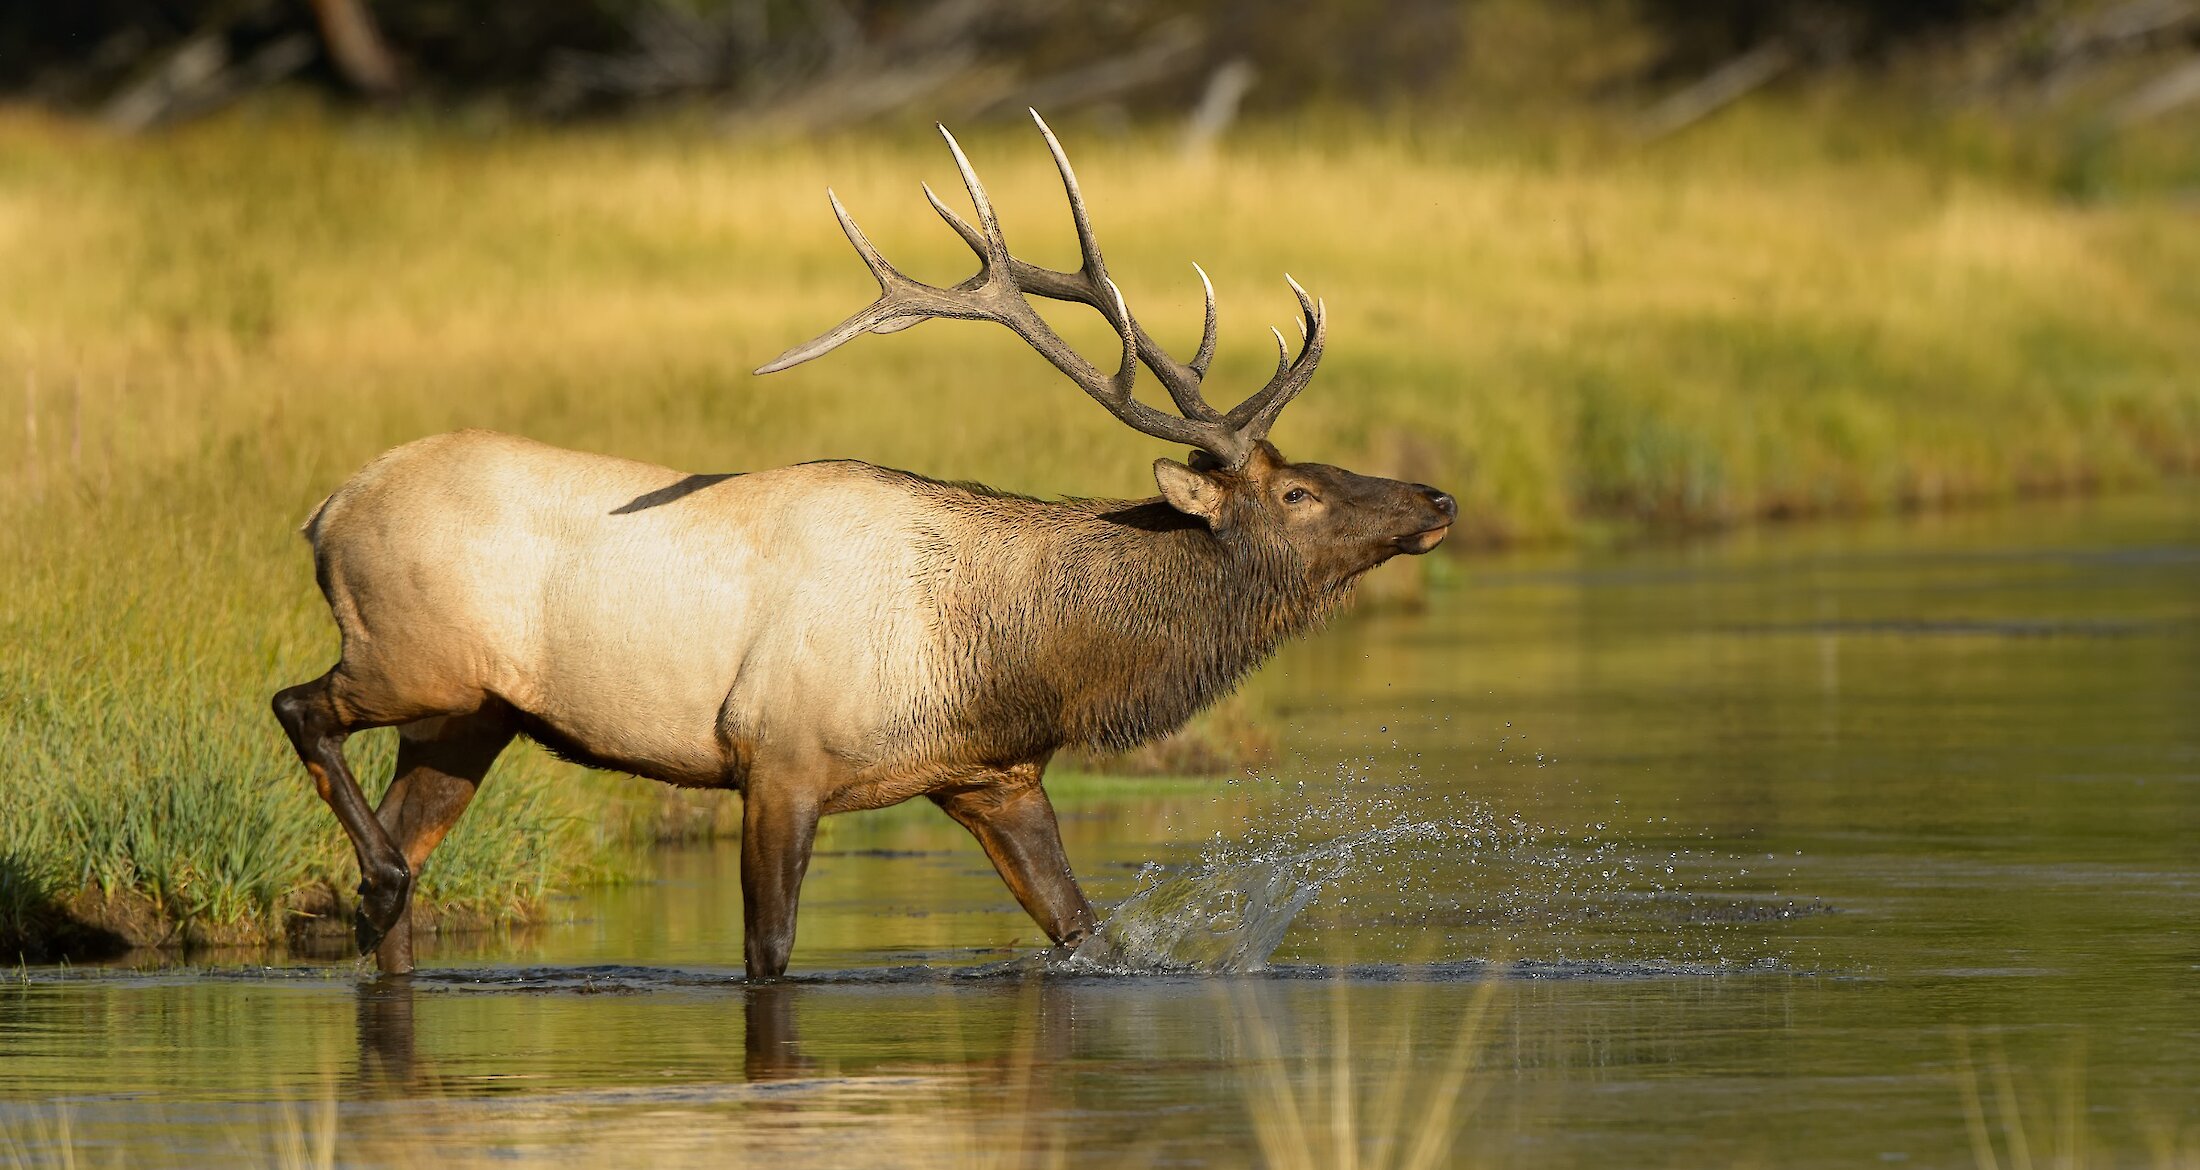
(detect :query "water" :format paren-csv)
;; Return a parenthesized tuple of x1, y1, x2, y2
(4, 492, 2196, 1167)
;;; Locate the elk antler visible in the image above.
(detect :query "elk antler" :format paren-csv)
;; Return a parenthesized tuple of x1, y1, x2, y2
(756, 110, 1325, 469)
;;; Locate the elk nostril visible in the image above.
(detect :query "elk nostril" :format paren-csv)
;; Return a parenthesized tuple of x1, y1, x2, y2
(1422, 487, 1457, 519)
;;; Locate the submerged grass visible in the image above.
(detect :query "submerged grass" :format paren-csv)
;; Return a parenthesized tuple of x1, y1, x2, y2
(1230, 970, 1503, 1170)
(1, 99, 2195, 958)
(1951, 1029, 2200, 1170)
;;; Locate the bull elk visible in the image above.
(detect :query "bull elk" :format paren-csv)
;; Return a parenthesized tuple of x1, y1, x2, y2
(273, 112, 1455, 978)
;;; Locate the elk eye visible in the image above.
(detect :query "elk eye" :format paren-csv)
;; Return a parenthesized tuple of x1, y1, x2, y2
(1282, 487, 1310, 505)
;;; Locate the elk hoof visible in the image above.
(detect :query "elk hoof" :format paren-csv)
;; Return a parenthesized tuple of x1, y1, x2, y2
(354, 908, 386, 955)
(354, 864, 412, 954)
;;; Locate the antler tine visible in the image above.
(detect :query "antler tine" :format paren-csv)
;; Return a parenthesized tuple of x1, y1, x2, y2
(923, 181, 988, 257)
(936, 126, 1014, 270)
(1029, 110, 1110, 291)
(1028, 110, 1226, 423)
(1189, 262, 1219, 378)
(1285, 272, 1319, 338)
(830, 189, 896, 286)
(1225, 291, 1326, 440)
(754, 190, 929, 374)
(1066, 276, 1233, 454)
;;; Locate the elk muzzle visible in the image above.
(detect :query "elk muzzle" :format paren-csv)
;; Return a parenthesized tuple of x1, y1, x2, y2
(1395, 485, 1456, 555)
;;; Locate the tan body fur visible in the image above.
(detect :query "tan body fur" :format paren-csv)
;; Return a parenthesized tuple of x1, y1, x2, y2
(318, 430, 963, 807)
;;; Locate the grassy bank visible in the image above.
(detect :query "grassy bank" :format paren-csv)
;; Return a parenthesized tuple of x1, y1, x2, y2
(2, 101, 2195, 960)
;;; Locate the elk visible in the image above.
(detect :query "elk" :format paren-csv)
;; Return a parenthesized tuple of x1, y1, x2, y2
(272, 112, 1455, 978)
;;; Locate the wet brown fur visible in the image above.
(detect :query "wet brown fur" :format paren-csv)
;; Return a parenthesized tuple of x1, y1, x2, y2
(873, 473, 1319, 764)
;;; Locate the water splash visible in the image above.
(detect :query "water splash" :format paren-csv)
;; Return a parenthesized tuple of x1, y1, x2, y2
(1060, 745, 1783, 975)
(1065, 819, 1451, 973)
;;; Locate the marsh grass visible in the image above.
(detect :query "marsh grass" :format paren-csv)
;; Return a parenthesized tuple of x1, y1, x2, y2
(1229, 971, 1503, 1170)
(1, 100, 2195, 957)
(0, 671, 629, 955)
(0, 495, 638, 956)
(1952, 1030, 2200, 1170)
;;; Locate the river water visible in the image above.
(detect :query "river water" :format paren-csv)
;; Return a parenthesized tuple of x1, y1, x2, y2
(4, 492, 2195, 1168)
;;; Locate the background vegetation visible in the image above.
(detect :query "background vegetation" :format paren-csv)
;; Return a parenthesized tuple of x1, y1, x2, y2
(9, 0, 2193, 127)
(2, 1, 2196, 961)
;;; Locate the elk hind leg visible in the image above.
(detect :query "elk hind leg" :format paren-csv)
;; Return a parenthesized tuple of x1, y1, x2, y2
(369, 708, 516, 975)
(931, 778, 1098, 949)
(272, 671, 415, 954)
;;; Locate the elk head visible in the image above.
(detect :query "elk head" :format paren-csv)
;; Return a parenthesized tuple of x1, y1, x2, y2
(758, 111, 1456, 590)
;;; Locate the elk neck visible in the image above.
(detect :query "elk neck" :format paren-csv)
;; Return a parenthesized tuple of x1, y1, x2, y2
(894, 471, 1348, 760)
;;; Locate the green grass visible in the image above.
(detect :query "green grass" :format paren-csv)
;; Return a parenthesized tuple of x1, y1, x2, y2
(1, 98, 2194, 958)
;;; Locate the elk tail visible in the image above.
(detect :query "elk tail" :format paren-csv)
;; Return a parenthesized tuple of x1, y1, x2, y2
(299, 494, 335, 545)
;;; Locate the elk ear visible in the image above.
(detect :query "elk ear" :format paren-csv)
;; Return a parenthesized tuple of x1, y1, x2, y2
(1186, 449, 1227, 473)
(1153, 458, 1225, 523)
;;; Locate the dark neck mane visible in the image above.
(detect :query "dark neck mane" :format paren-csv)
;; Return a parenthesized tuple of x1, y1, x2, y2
(892, 471, 1345, 760)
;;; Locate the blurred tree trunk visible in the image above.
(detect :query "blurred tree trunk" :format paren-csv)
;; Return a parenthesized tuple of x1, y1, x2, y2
(308, 0, 401, 97)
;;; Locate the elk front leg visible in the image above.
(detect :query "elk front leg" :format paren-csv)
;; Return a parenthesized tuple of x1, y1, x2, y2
(272, 674, 411, 954)
(932, 781, 1099, 949)
(740, 783, 821, 980)
(369, 712, 514, 975)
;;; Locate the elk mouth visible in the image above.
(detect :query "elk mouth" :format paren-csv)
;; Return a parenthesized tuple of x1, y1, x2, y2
(1395, 524, 1451, 555)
